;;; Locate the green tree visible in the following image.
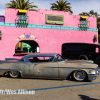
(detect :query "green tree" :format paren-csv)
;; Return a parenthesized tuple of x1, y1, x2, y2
(79, 10, 100, 43)
(79, 12, 90, 16)
(50, 0, 73, 14)
(5, 0, 38, 11)
(79, 10, 99, 17)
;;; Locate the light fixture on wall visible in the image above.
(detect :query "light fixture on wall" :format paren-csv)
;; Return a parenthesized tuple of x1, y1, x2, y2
(93, 35, 97, 42)
(0, 31, 2, 40)
(36, 45, 40, 53)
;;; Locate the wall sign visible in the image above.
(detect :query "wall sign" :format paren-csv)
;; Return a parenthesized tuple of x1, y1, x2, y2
(46, 14, 64, 24)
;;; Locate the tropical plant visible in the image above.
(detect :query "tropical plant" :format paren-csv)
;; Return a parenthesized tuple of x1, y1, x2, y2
(5, 0, 38, 11)
(79, 12, 90, 16)
(50, 0, 73, 14)
(79, 10, 100, 43)
(79, 10, 99, 18)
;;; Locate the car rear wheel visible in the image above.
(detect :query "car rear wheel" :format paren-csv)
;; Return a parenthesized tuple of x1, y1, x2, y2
(9, 71, 19, 78)
(78, 55, 88, 60)
(73, 70, 87, 81)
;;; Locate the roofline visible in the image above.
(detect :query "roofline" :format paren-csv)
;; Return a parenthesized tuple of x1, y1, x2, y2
(22, 53, 58, 58)
(62, 43, 100, 47)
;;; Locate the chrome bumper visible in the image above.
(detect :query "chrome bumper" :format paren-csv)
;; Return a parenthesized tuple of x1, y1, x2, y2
(88, 70, 99, 81)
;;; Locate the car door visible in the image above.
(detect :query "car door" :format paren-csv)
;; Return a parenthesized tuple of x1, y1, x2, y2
(22, 62, 34, 77)
(53, 54, 71, 78)
(23, 56, 58, 78)
(33, 62, 58, 78)
(21, 57, 34, 77)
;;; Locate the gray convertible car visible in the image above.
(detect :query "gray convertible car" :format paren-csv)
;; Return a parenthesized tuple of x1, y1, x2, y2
(0, 53, 99, 81)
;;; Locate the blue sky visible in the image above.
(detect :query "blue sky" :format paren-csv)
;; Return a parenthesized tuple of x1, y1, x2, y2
(0, 0, 100, 15)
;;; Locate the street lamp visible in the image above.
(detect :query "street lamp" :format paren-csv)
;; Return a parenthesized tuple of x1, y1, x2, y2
(93, 35, 97, 42)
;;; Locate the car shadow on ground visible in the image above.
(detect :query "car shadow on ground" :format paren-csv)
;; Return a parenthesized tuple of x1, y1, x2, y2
(23, 77, 64, 81)
(0, 75, 92, 83)
(79, 95, 99, 100)
(66, 76, 92, 82)
(0, 75, 64, 81)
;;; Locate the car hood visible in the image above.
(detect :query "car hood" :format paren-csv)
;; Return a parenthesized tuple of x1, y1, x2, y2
(66, 59, 94, 63)
(63, 60, 98, 69)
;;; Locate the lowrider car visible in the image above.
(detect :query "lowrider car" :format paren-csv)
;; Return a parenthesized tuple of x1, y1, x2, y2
(0, 53, 99, 81)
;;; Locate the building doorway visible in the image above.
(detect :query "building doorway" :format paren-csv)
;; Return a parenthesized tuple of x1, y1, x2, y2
(15, 40, 40, 55)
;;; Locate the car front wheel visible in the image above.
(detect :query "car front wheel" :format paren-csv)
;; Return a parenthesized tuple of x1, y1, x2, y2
(9, 71, 19, 78)
(73, 70, 87, 81)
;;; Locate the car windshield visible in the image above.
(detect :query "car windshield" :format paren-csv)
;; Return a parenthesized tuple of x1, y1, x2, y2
(53, 55, 64, 62)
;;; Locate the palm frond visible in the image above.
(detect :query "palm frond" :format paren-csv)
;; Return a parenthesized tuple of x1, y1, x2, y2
(5, 0, 38, 11)
(50, 0, 73, 14)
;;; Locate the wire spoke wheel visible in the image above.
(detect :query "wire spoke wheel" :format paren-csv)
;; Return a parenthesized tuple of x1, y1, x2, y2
(78, 55, 88, 60)
(9, 71, 19, 78)
(73, 70, 86, 81)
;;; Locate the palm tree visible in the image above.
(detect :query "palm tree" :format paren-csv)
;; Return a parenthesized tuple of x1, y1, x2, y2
(50, 0, 73, 14)
(79, 10, 99, 18)
(79, 12, 90, 16)
(5, 0, 38, 11)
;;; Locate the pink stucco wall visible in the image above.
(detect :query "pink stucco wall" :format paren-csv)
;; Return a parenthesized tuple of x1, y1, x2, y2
(0, 8, 98, 60)
(5, 8, 97, 28)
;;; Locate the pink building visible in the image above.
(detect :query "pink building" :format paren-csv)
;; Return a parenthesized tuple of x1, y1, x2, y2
(0, 8, 98, 60)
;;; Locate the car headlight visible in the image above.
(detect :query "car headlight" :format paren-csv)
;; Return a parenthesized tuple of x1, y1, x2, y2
(89, 70, 96, 74)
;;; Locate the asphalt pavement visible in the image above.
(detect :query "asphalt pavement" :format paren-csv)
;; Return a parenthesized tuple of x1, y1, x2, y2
(0, 73, 100, 100)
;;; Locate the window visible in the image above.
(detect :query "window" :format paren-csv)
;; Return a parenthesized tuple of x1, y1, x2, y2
(19, 58, 24, 61)
(64, 46, 88, 52)
(89, 47, 97, 53)
(18, 10, 28, 24)
(80, 16, 89, 28)
(54, 55, 64, 62)
(57, 55, 64, 61)
(28, 56, 54, 63)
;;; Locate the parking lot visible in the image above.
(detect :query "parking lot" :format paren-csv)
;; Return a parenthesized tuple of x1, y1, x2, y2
(0, 72, 100, 100)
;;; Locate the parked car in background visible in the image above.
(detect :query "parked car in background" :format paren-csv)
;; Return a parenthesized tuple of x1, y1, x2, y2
(62, 43, 100, 65)
(0, 53, 99, 82)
